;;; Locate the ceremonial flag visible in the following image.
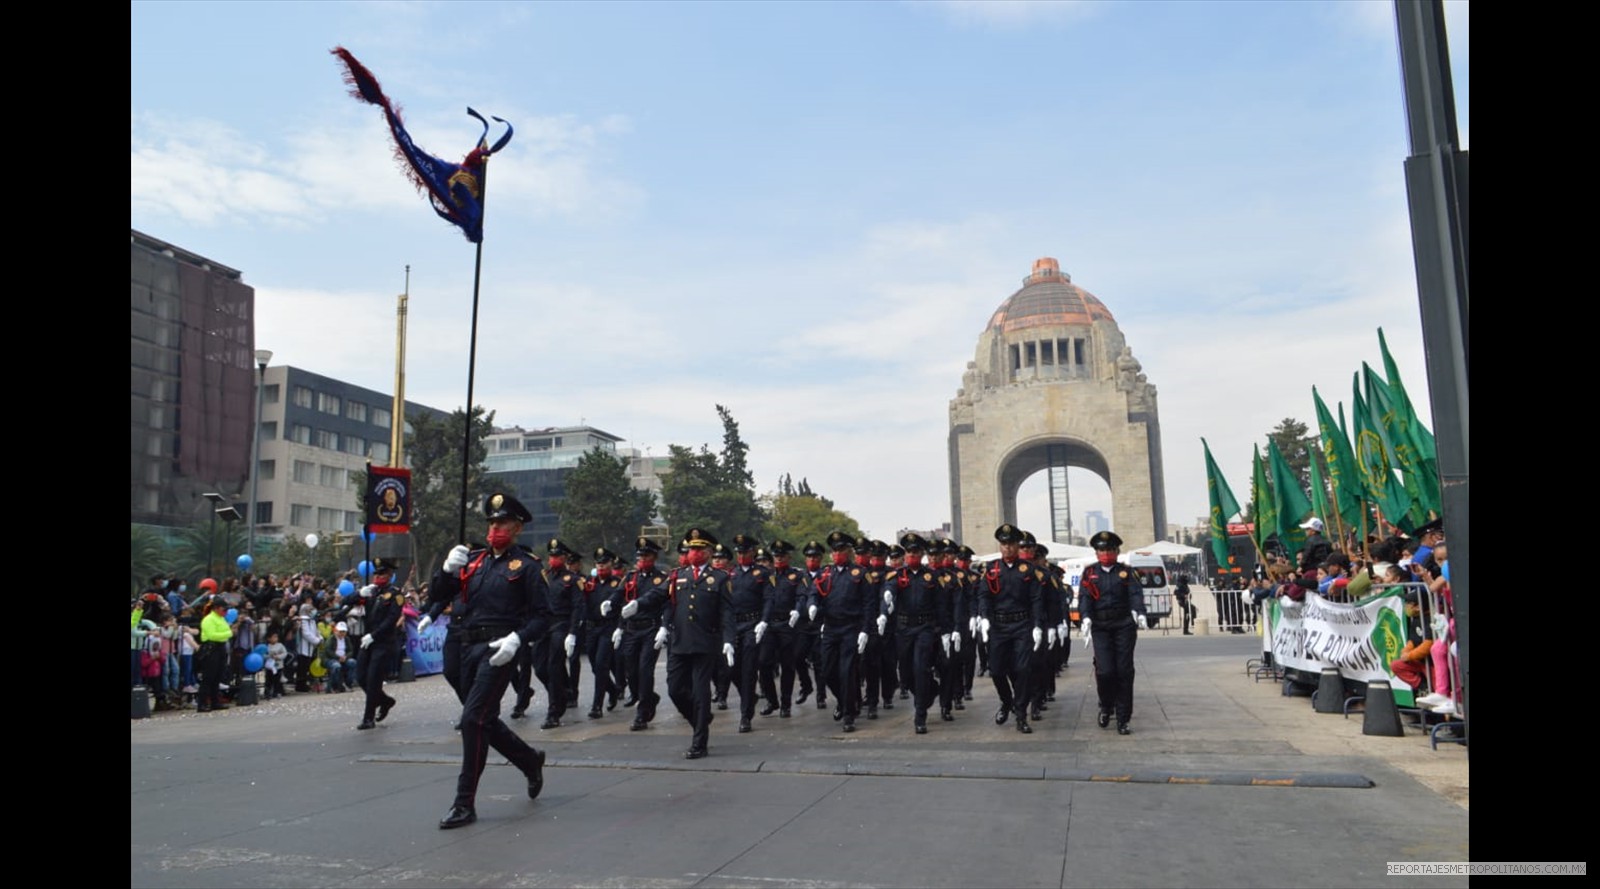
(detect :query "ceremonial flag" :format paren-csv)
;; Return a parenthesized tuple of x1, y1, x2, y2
(332, 47, 513, 243)
(1313, 387, 1365, 534)
(1267, 438, 1312, 561)
(1363, 364, 1434, 526)
(1308, 444, 1332, 536)
(1203, 438, 1243, 569)
(1250, 445, 1276, 560)
(1352, 374, 1414, 532)
(366, 465, 413, 533)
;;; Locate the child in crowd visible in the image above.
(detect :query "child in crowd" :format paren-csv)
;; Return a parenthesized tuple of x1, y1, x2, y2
(264, 631, 288, 699)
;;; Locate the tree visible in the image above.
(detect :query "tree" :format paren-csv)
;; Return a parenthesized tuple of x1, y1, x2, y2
(553, 447, 657, 554)
(262, 535, 343, 581)
(1266, 418, 1315, 493)
(760, 491, 861, 545)
(166, 519, 250, 586)
(660, 406, 766, 539)
(354, 404, 495, 581)
(130, 525, 166, 596)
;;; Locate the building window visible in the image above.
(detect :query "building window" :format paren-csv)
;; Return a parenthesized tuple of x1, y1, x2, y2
(258, 459, 275, 481)
(498, 438, 520, 452)
(345, 436, 366, 456)
(372, 407, 391, 429)
(264, 383, 280, 404)
(291, 504, 313, 526)
(369, 442, 390, 465)
(317, 392, 341, 415)
(529, 438, 551, 451)
(1009, 344, 1021, 372)
(320, 465, 346, 488)
(260, 421, 277, 441)
(346, 401, 367, 422)
(255, 502, 273, 525)
(1040, 340, 1054, 366)
(293, 460, 316, 484)
(313, 429, 340, 451)
(318, 507, 342, 529)
(292, 386, 314, 409)
(344, 511, 362, 533)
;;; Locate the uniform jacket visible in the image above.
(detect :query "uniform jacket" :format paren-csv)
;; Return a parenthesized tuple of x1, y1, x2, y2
(428, 545, 552, 643)
(661, 565, 735, 654)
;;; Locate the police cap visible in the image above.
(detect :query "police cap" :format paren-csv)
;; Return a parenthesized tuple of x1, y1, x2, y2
(826, 531, 856, 550)
(802, 540, 826, 557)
(732, 533, 761, 552)
(994, 524, 1024, 545)
(484, 492, 533, 523)
(1089, 531, 1124, 551)
(683, 528, 717, 548)
(769, 539, 796, 556)
(898, 532, 929, 551)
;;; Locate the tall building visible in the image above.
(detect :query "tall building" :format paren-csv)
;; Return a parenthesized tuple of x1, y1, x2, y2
(485, 425, 627, 545)
(1085, 510, 1109, 538)
(131, 230, 257, 531)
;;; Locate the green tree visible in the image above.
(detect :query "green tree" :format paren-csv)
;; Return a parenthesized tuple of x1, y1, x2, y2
(760, 491, 861, 545)
(130, 525, 166, 596)
(167, 519, 250, 585)
(553, 447, 657, 554)
(355, 405, 495, 580)
(659, 407, 766, 539)
(262, 535, 343, 581)
(1266, 418, 1315, 493)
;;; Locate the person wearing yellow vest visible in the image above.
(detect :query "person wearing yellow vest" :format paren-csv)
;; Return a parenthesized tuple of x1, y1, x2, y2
(198, 597, 234, 712)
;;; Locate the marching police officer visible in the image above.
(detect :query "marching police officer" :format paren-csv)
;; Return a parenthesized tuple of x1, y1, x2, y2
(881, 533, 949, 734)
(932, 538, 967, 718)
(355, 558, 403, 730)
(528, 539, 583, 729)
(616, 537, 672, 730)
(795, 540, 828, 710)
(807, 531, 873, 733)
(659, 528, 735, 759)
(1079, 530, 1148, 735)
(976, 524, 1046, 733)
(759, 538, 807, 718)
(726, 534, 770, 733)
(422, 492, 550, 829)
(583, 547, 624, 719)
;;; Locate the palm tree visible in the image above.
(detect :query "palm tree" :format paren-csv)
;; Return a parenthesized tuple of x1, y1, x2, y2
(130, 525, 166, 596)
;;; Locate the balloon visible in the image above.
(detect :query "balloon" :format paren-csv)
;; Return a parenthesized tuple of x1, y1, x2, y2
(199, 578, 218, 592)
(242, 653, 264, 674)
(236, 554, 254, 572)
(358, 560, 374, 581)
(253, 644, 269, 657)
(305, 533, 320, 549)
(225, 608, 239, 624)
(362, 529, 377, 544)
(338, 580, 355, 597)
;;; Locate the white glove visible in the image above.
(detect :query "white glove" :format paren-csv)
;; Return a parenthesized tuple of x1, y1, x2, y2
(359, 585, 376, 599)
(941, 633, 951, 656)
(979, 617, 991, 643)
(1134, 612, 1149, 631)
(788, 609, 799, 628)
(723, 642, 735, 666)
(611, 627, 623, 648)
(876, 614, 888, 636)
(600, 600, 613, 617)
(754, 621, 767, 644)
(621, 599, 639, 619)
(1082, 617, 1093, 648)
(1032, 627, 1044, 651)
(951, 631, 960, 653)
(808, 604, 818, 622)
(653, 627, 668, 650)
(361, 633, 374, 649)
(443, 544, 471, 572)
(883, 589, 894, 607)
(1058, 620, 1069, 640)
(416, 615, 432, 633)
(488, 631, 522, 667)
(565, 634, 577, 657)
(968, 616, 978, 636)
(1047, 627, 1058, 647)
(857, 632, 868, 654)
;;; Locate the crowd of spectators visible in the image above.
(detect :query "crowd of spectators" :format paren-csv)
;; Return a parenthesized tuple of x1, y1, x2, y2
(131, 570, 427, 712)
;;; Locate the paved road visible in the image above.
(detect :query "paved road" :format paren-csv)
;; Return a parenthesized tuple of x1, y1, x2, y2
(131, 631, 1468, 888)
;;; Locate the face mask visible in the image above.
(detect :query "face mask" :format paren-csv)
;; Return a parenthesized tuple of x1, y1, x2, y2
(686, 548, 708, 567)
(637, 555, 656, 571)
(870, 557, 885, 569)
(737, 554, 754, 567)
(832, 551, 850, 567)
(773, 557, 789, 569)
(905, 554, 922, 568)
(548, 556, 566, 571)
(805, 557, 821, 571)
(1096, 551, 1117, 567)
(597, 567, 614, 580)
(178, 584, 187, 593)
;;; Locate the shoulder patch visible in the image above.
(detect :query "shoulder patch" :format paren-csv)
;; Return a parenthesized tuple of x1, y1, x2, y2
(922, 572, 933, 582)
(508, 559, 524, 572)
(850, 568, 860, 577)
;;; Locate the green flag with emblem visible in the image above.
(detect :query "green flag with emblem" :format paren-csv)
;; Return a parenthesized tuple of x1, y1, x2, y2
(1267, 438, 1312, 561)
(1250, 445, 1276, 560)
(1352, 373, 1414, 532)
(1313, 387, 1365, 534)
(1202, 438, 1243, 569)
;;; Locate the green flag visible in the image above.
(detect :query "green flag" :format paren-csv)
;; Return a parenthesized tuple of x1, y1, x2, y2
(1267, 438, 1312, 560)
(1251, 445, 1275, 560)
(1202, 438, 1243, 568)
(1376, 329, 1441, 516)
(1352, 373, 1414, 532)
(1363, 364, 1431, 528)
(1308, 444, 1331, 535)
(1313, 387, 1364, 534)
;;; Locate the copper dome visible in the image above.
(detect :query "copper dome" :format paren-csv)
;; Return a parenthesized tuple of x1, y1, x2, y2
(986, 258, 1116, 334)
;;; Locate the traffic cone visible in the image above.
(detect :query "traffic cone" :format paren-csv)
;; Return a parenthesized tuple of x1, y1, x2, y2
(1313, 668, 1344, 714)
(1361, 680, 1405, 736)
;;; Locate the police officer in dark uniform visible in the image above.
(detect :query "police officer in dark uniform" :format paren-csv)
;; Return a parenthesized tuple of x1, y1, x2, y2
(355, 557, 403, 730)
(976, 524, 1046, 734)
(1025, 538, 1063, 722)
(583, 547, 624, 719)
(658, 528, 735, 759)
(726, 534, 771, 733)
(932, 539, 967, 717)
(1079, 530, 1148, 735)
(530, 538, 583, 729)
(807, 531, 872, 733)
(794, 540, 827, 710)
(952, 544, 980, 702)
(616, 538, 672, 730)
(709, 542, 736, 709)
(881, 533, 949, 734)
(858, 539, 891, 719)
(759, 538, 806, 719)
(423, 492, 550, 829)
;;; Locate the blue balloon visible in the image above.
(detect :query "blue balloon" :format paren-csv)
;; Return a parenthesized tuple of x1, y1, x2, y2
(225, 608, 238, 624)
(358, 560, 374, 581)
(253, 644, 269, 657)
(362, 529, 377, 544)
(236, 553, 254, 572)
(243, 652, 264, 674)
(338, 579, 355, 597)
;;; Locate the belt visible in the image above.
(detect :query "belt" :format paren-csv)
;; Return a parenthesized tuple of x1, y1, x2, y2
(737, 611, 762, 623)
(460, 624, 518, 643)
(624, 617, 659, 631)
(993, 610, 1028, 624)
(898, 613, 935, 628)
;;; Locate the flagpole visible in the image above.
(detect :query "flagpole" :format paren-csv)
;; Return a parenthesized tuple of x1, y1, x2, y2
(458, 234, 485, 544)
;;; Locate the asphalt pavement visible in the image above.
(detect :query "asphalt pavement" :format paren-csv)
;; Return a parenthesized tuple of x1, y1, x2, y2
(131, 628, 1469, 888)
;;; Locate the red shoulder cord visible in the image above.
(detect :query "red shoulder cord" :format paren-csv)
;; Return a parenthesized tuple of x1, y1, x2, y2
(457, 551, 490, 603)
(667, 571, 679, 605)
(1082, 566, 1103, 601)
(816, 568, 832, 597)
(986, 562, 1002, 595)
(624, 571, 638, 601)
(897, 567, 910, 589)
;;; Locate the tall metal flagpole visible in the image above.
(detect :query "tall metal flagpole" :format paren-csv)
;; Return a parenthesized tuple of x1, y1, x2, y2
(457, 169, 490, 544)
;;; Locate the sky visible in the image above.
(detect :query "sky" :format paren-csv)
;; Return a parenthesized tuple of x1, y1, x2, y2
(131, 0, 1468, 547)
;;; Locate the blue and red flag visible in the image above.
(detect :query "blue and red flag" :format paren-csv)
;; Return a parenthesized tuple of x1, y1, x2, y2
(332, 47, 512, 243)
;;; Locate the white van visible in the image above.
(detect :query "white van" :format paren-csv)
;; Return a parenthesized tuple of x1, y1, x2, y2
(1057, 552, 1172, 629)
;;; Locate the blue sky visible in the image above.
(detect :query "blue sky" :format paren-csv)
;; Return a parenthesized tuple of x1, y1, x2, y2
(132, 0, 1469, 545)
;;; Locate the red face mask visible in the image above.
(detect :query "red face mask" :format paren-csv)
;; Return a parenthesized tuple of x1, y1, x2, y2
(774, 557, 789, 569)
(1096, 550, 1117, 567)
(870, 557, 884, 569)
(804, 557, 821, 571)
(905, 553, 923, 568)
(548, 556, 566, 571)
(487, 528, 515, 550)
(831, 551, 850, 567)
(737, 554, 754, 567)
(637, 555, 656, 571)
(597, 566, 614, 580)
(686, 548, 708, 567)
(956, 560, 970, 570)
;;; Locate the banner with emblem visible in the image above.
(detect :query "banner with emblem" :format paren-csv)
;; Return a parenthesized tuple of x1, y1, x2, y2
(1262, 588, 1414, 706)
(366, 465, 413, 533)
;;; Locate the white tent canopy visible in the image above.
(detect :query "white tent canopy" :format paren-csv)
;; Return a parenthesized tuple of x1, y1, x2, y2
(1121, 540, 1203, 557)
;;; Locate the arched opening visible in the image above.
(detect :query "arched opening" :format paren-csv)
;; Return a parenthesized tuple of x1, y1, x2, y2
(996, 438, 1112, 545)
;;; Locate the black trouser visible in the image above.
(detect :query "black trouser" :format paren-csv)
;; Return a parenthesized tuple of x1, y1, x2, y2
(619, 625, 662, 724)
(875, 627, 898, 706)
(713, 639, 733, 703)
(958, 625, 978, 694)
(1090, 617, 1138, 723)
(567, 625, 585, 708)
(820, 629, 860, 723)
(860, 631, 884, 711)
(444, 632, 542, 809)
(585, 627, 616, 712)
(1030, 639, 1055, 712)
(938, 633, 961, 712)
(897, 625, 938, 722)
(667, 650, 715, 753)
(987, 622, 1033, 718)
(198, 642, 228, 708)
(798, 632, 824, 700)
(531, 618, 571, 720)
(732, 624, 761, 721)
(759, 627, 800, 709)
(361, 642, 397, 721)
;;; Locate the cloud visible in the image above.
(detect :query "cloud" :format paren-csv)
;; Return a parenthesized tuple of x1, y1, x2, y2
(920, 0, 1103, 29)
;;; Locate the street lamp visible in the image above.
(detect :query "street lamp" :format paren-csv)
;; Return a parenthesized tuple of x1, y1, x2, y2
(247, 348, 273, 559)
(203, 492, 229, 577)
(215, 505, 242, 579)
